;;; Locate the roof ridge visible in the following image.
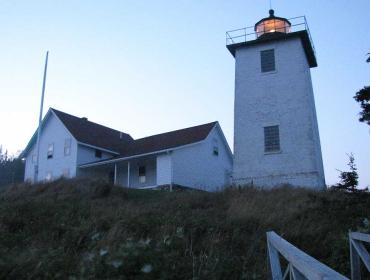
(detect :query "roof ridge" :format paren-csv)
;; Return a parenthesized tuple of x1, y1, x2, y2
(133, 121, 217, 141)
(51, 107, 131, 136)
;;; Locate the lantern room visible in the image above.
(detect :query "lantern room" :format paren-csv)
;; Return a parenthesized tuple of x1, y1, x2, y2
(255, 9, 291, 38)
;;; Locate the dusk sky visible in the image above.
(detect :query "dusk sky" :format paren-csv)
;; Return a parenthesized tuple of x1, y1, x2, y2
(0, 0, 369, 187)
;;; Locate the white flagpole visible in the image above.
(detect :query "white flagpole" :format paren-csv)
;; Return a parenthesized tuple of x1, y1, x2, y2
(34, 51, 49, 183)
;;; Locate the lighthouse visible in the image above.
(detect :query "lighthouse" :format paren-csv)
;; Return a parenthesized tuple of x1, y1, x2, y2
(227, 10, 325, 188)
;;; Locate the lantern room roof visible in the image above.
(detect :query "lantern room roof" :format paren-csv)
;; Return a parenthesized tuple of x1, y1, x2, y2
(254, 9, 291, 31)
(225, 14, 317, 68)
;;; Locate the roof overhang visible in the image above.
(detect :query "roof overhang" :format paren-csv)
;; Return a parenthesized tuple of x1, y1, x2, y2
(19, 108, 55, 158)
(207, 122, 233, 162)
(77, 142, 120, 155)
(20, 108, 121, 159)
(227, 30, 317, 68)
(79, 140, 205, 169)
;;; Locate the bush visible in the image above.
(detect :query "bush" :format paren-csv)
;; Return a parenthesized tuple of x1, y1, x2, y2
(0, 179, 369, 279)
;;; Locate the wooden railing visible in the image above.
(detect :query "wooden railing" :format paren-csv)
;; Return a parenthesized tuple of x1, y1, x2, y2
(349, 231, 370, 279)
(266, 231, 349, 279)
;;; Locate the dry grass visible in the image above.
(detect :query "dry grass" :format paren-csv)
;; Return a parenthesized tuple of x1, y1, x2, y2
(0, 179, 369, 279)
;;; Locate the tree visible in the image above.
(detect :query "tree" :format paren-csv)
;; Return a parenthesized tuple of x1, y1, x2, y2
(333, 153, 359, 192)
(354, 86, 370, 126)
(353, 54, 370, 128)
(0, 146, 25, 188)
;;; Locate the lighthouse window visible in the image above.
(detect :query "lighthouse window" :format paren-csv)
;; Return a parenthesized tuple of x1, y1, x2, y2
(264, 125, 280, 152)
(261, 49, 275, 72)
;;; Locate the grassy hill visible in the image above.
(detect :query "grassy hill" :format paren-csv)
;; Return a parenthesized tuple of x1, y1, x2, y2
(0, 179, 369, 279)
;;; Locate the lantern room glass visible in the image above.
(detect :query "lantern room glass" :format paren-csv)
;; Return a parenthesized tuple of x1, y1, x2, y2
(256, 18, 291, 38)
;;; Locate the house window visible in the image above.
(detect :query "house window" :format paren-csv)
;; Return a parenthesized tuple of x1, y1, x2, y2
(47, 143, 54, 159)
(264, 125, 280, 153)
(45, 171, 52, 181)
(95, 149, 102, 158)
(138, 166, 146, 183)
(32, 154, 37, 163)
(62, 168, 70, 178)
(64, 138, 71, 156)
(213, 138, 219, 156)
(261, 49, 275, 72)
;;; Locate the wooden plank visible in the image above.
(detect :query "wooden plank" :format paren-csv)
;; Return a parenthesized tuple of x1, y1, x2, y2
(291, 266, 307, 280)
(267, 238, 283, 280)
(266, 231, 349, 280)
(282, 264, 290, 280)
(351, 239, 370, 272)
(350, 232, 370, 243)
(350, 237, 362, 280)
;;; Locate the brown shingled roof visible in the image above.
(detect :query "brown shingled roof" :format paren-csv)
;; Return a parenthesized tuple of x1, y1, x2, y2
(119, 121, 217, 158)
(22, 108, 217, 161)
(52, 108, 216, 159)
(52, 108, 133, 153)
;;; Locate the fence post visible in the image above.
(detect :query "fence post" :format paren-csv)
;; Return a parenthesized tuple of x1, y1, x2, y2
(350, 231, 362, 280)
(266, 231, 349, 279)
(267, 233, 283, 280)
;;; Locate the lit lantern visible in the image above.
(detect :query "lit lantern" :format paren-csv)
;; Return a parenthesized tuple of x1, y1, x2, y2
(255, 9, 291, 38)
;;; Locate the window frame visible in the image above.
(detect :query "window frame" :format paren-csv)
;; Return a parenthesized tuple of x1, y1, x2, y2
(264, 125, 281, 153)
(45, 171, 53, 181)
(95, 149, 102, 158)
(212, 138, 219, 156)
(64, 138, 71, 156)
(260, 49, 276, 73)
(47, 143, 54, 159)
(138, 166, 146, 183)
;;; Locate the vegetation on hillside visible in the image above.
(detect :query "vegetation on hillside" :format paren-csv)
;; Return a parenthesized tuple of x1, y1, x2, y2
(0, 146, 25, 188)
(0, 179, 369, 279)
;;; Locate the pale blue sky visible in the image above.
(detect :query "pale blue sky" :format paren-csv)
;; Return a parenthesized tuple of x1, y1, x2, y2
(0, 0, 369, 186)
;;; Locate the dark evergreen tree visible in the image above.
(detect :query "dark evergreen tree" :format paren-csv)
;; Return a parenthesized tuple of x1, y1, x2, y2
(0, 146, 25, 188)
(353, 54, 370, 128)
(354, 86, 370, 127)
(333, 153, 360, 192)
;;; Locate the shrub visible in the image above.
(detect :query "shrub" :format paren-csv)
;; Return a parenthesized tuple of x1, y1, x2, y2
(0, 179, 369, 279)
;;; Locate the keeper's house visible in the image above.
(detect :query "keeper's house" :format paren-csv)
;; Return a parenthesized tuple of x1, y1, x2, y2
(21, 108, 233, 191)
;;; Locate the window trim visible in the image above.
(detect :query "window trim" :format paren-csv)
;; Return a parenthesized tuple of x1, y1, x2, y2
(45, 171, 53, 181)
(264, 125, 281, 154)
(260, 49, 276, 73)
(64, 138, 71, 156)
(212, 138, 219, 156)
(138, 165, 146, 183)
(47, 143, 54, 159)
(95, 149, 102, 158)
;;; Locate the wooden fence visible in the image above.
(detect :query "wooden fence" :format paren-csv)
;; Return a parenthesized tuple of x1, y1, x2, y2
(349, 231, 370, 279)
(267, 231, 370, 279)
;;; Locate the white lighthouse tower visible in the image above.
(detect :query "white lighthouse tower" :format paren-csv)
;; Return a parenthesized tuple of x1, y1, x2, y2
(227, 10, 325, 189)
